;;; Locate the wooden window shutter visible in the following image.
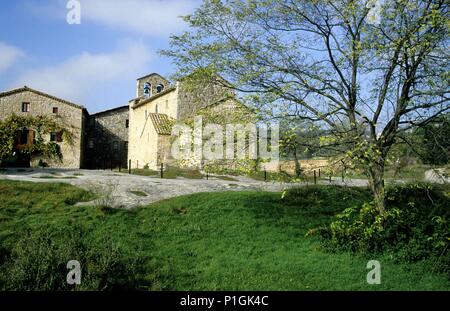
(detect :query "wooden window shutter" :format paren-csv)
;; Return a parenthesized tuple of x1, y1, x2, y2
(27, 130, 35, 145)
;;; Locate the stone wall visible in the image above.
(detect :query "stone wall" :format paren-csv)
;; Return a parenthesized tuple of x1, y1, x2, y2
(85, 106, 129, 169)
(128, 99, 162, 170)
(136, 74, 170, 98)
(176, 80, 234, 120)
(0, 89, 84, 168)
(132, 88, 178, 119)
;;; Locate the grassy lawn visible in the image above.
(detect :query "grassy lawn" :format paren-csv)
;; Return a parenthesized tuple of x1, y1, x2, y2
(0, 180, 448, 290)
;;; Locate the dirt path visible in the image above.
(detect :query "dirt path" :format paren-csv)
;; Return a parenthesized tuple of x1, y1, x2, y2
(0, 168, 369, 208)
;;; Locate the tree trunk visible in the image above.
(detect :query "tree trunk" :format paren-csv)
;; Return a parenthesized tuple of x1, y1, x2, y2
(367, 157, 387, 215)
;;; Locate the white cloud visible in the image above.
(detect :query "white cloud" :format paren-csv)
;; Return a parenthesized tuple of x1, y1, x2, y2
(0, 42, 25, 73)
(80, 0, 198, 37)
(30, 0, 199, 37)
(12, 41, 153, 105)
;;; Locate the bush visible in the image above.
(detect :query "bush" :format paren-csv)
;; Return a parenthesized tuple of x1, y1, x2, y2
(0, 225, 147, 291)
(317, 183, 450, 272)
(282, 185, 370, 213)
(38, 159, 48, 168)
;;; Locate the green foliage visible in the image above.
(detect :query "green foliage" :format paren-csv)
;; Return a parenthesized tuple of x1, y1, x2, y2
(169, 87, 259, 172)
(0, 114, 72, 162)
(282, 186, 370, 213)
(418, 115, 450, 165)
(386, 114, 450, 168)
(204, 159, 260, 176)
(163, 0, 450, 216)
(0, 226, 146, 291)
(0, 180, 448, 290)
(318, 183, 450, 272)
(38, 159, 48, 168)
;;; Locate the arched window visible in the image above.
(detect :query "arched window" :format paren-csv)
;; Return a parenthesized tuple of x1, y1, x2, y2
(143, 83, 151, 96)
(156, 84, 164, 93)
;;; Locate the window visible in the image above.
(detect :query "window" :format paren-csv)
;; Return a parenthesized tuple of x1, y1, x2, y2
(88, 139, 95, 149)
(50, 132, 63, 143)
(18, 129, 34, 145)
(22, 102, 30, 112)
(143, 82, 151, 96)
(156, 84, 164, 93)
(165, 100, 169, 110)
(155, 104, 158, 114)
(125, 119, 129, 128)
(20, 129, 28, 144)
(52, 107, 58, 114)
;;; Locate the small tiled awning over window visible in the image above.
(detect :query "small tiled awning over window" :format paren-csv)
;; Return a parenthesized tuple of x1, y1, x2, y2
(148, 113, 172, 135)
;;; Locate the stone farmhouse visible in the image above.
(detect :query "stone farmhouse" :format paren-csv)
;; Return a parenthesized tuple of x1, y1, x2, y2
(0, 73, 245, 169)
(0, 86, 87, 168)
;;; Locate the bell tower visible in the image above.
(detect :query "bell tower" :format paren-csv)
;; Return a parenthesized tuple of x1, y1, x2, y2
(136, 73, 170, 98)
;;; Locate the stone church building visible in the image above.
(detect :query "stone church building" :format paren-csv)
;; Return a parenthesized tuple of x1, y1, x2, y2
(0, 72, 244, 169)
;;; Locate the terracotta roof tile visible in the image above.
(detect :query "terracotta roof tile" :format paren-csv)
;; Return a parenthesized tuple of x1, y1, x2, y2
(149, 113, 173, 135)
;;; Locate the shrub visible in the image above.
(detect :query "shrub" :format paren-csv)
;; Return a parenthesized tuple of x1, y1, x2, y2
(0, 225, 147, 290)
(317, 183, 450, 272)
(282, 185, 370, 213)
(38, 159, 48, 168)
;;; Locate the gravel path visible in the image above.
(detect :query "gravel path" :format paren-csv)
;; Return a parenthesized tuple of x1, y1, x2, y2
(0, 168, 369, 208)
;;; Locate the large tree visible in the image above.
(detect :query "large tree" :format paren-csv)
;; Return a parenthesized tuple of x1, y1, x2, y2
(163, 0, 449, 214)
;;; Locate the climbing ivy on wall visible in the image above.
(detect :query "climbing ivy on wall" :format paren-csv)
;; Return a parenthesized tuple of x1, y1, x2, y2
(0, 114, 73, 162)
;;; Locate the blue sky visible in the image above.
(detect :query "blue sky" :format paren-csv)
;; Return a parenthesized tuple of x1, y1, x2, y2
(0, 0, 201, 113)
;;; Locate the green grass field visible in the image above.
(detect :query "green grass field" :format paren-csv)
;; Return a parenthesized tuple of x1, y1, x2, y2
(0, 180, 448, 290)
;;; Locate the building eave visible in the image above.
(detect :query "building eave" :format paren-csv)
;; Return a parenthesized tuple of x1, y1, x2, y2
(91, 105, 129, 116)
(130, 87, 177, 109)
(0, 86, 85, 110)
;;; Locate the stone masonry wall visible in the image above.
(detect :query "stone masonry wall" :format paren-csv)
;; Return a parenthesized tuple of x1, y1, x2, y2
(0, 90, 84, 168)
(176, 80, 234, 120)
(136, 74, 170, 98)
(85, 106, 129, 169)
